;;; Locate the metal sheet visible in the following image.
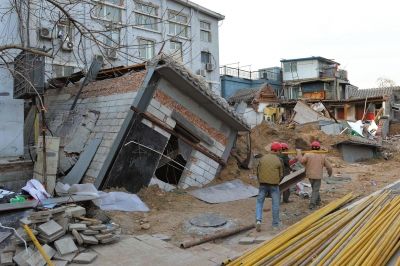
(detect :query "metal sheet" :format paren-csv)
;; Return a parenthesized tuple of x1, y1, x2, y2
(188, 179, 258, 204)
(62, 138, 102, 185)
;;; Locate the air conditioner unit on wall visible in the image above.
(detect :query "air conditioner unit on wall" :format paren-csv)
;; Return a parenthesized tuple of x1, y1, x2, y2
(206, 63, 214, 72)
(61, 37, 73, 51)
(198, 69, 207, 77)
(39, 27, 52, 39)
(106, 48, 118, 59)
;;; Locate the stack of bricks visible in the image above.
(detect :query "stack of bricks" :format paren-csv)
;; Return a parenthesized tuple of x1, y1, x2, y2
(3, 204, 121, 265)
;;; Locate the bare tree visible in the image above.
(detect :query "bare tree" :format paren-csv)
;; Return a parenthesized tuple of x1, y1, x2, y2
(376, 77, 396, 88)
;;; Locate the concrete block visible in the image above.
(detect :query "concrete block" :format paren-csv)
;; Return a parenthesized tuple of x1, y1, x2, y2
(80, 234, 99, 244)
(51, 206, 67, 214)
(13, 247, 34, 266)
(88, 224, 107, 231)
(65, 206, 86, 218)
(239, 237, 255, 245)
(69, 223, 87, 231)
(72, 252, 98, 264)
(1, 252, 14, 265)
(72, 229, 84, 245)
(54, 237, 78, 255)
(94, 233, 113, 240)
(53, 251, 77, 262)
(38, 220, 63, 237)
(82, 230, 99, 235)
(26, 244, 56, 266)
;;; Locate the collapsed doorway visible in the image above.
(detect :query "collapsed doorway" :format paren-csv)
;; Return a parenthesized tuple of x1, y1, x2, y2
(155, 135, 191, 185)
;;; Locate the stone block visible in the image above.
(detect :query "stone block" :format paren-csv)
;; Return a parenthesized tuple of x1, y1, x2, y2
(65, 206, 86, 218)
(82, 230, 99, 236)
(72, 252, 98, 264)
(80, 234, 98, 245)
(54, 237, 78, 255)
(69, 223, 87, 231)
(26, 244, 56, 266)
(239, 237, 255, 245)
(38, 220, 63, 237)
(72, 229, 84, 245)
(13, 247, 33, 266)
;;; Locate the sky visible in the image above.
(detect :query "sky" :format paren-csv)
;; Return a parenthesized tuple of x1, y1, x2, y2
(195, 0, 400, 88)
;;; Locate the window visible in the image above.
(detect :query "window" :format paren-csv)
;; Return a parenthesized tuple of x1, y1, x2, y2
(53, 65, 74, 78)
(201, 51, 211, 64)
(168, 10, 189, 38)
(134, 2, 159, 31)
(170, 41, 183, 62)
(283, 62, 297, 72)
(138, 39, 154, 60)
(104, 29, 120, 48)
(200, 21, 211, 42)
(94, 4, 122, 22)
(56, 20, 73, 41)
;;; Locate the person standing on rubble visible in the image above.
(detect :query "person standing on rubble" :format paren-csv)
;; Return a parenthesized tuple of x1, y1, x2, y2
(296, 141, 333, 210)
(279, 143, 291, 203)
(256, 142, 283, 232)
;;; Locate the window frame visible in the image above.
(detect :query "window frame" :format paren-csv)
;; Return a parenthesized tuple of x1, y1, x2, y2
(138, 38, 155, 60)
(56, 20, 74, 41)
(167, 10, 190, 38)
(170, 40, 183, 62)
(134, 1, 160, 31)
(52, 64, 75, 78)
(200, 20, 211, 42)
(201, 51, 211, 65)
(92, 1, 124, 23)
(283, 62, 297, 73)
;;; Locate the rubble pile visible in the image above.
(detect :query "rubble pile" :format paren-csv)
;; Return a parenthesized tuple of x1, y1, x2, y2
(2, 204, 121, 265)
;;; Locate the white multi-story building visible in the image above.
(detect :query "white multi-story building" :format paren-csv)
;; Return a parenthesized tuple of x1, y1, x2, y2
(0, 0, 224, 157)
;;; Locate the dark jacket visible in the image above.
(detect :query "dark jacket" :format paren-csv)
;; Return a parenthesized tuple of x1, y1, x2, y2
(278, 154, 291, 179)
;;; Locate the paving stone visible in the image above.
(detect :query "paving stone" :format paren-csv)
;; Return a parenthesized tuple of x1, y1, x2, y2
(82, 230, 99, 236)
(80, 234, 98, 245)
(65, 206, 86, 218)
(94, 233, 113, 241)
(88, 224, 106, 231)
(53, 251, 77, 262)
(72, 229, 84, 245)
(29, 210, 52, 218)
(54, 237, 78, 255)
(239, 237, 255, 245)
(72, 252, 98, 264)
(38, 220, 63, 237)
(100, 235, 120, 244)
(69, 223, 87, 231)
(37, 229, 66, 243)
(13, 247, 34, 266)
(26, 244, 56, 266)
(151, 234, 172, 242)
(0, 251, 14, 265)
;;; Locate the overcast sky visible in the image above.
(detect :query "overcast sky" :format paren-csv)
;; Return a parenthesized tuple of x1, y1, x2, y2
(195, 0, 400, 88)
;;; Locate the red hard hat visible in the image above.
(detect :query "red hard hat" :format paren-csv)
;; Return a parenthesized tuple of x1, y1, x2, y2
(280, 143, 289, 150)
(270, 142, 282, 151)
(311, 141, 321, 148)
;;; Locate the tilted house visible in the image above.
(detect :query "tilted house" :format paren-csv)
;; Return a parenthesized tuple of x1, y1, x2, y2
(45, 55, 249, 193)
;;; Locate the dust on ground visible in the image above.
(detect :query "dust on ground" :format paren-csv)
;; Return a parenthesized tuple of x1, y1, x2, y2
(104, 122, 400, 254)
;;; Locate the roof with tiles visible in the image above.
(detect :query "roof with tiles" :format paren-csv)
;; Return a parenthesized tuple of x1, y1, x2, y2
(348, 86, 400, 99)
(155, 54, 250, 129)
(228, 87, 262, 103)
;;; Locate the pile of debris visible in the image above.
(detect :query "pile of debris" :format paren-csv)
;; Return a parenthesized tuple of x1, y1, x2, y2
(2, 204, 120, 265)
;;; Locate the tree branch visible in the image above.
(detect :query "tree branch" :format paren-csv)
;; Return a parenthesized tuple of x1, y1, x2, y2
(0, 45, 53, 58)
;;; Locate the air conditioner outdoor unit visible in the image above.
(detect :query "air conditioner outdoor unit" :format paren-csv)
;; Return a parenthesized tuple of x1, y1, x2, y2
(106, 48, 118, 59)
(198, 69, 207, 77)
(61, 38, 73, 51)
(206, 63, 214, 72)
(39, 27, 52, 39)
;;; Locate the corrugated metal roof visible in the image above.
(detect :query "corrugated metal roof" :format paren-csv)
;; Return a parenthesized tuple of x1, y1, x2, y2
(349, 86, 400, 99)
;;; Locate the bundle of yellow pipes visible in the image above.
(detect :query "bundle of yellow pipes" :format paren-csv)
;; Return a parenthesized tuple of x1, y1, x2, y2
(224, 191, 400, 266)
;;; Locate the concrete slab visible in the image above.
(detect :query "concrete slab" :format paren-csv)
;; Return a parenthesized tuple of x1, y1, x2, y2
(0, 251, 14, 265)
(53, 251, 77, 262)
(65, 206, 86, 218)
(54, 237, 78, 255)
(80, 234, 98, 245)
(72, 252, 98, 264)
(100, 235, 119, 244)
(26, 244, 56, 266)
(13, 247, 34, 266)
(82, 230, 99, 236)
(94, 233, 113, 241)
(72, 229, 84, 245)
(38, 220, 63, 237)
(88, 224, 106, 231)
(69, 224, 87, 231)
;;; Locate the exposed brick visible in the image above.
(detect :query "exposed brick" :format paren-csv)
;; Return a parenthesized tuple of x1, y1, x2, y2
(190, 164, 205, 176)
(197, 160, 211, 172)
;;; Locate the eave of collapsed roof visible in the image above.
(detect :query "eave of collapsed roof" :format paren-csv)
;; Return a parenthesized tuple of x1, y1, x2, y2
(173, 0, 225, 20)
(280, 56, 339, 65)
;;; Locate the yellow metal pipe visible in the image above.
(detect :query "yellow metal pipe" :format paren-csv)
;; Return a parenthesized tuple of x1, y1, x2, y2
(282, 150, 329, 155)
(23, 224, 54, 266)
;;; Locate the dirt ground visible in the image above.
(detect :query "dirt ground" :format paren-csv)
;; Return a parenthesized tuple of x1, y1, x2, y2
(105, 122, 400, 254)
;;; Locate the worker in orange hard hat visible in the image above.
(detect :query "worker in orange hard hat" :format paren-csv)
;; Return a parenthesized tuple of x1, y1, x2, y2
(255, 142, 283, 232)
(278, 142, 291, 203)
(297, 140, 333, 210)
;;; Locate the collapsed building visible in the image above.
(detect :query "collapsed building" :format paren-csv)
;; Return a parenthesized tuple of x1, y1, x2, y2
(42, 55, 249, 194)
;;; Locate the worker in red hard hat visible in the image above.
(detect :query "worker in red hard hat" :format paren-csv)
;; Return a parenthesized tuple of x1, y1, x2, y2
(278, 143, 291, 203)
(296, 140, 333, 210)
(255, 142, 283, 232)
